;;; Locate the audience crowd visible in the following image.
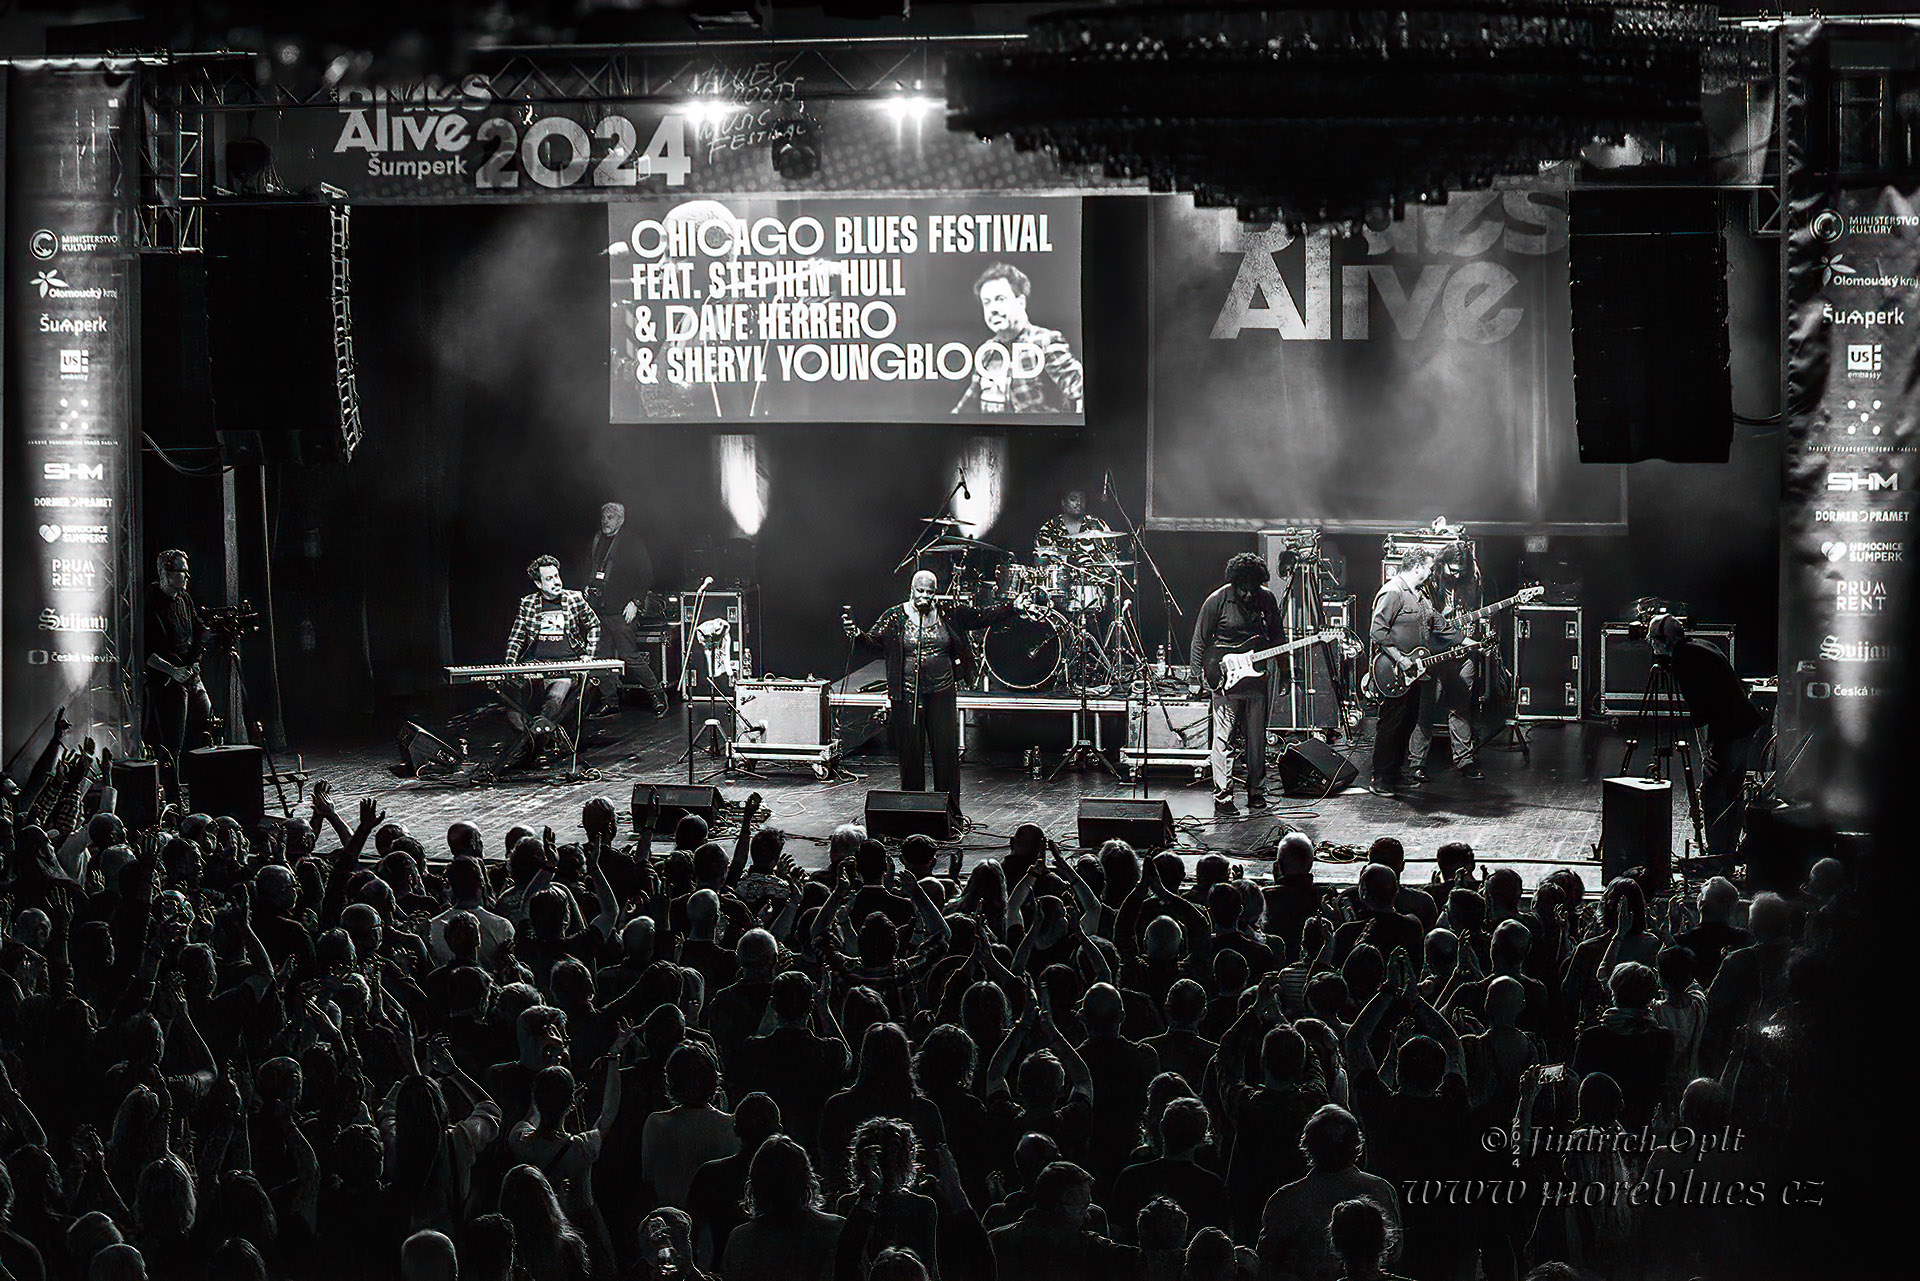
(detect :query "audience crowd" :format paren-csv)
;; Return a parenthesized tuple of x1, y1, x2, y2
(0, 724, 1858, 1281)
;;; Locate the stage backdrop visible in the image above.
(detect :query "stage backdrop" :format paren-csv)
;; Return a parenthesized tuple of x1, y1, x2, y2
(1778, 21, 1920, 830)
(2, 61, 139, 757)
(1148, 191, 1623, 532)
(607, 196, 1083, 424)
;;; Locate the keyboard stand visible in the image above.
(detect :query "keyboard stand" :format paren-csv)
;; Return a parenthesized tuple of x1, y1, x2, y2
(476, 677, 593, 784)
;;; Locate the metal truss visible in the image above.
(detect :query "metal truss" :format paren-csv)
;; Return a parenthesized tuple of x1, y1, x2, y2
(329, 204, 364, 463)
(149, 36, 1016, 114)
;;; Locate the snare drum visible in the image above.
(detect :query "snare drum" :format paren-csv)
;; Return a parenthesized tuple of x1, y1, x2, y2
(1065, 578, 1110, 614)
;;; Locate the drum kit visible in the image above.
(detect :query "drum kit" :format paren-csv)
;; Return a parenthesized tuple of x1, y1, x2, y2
(915, 518, 1148, 694)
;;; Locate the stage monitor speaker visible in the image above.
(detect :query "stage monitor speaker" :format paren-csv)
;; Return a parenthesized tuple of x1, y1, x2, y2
(1276, 739, 1360, 796)
(631, 784, 722, 833)
(183, 745, 265, 831)
(396, 721, 464, 777)
(205, 205, 353, 466)
(1601, 776, 1672, 889)
(865, 790, 956, 840)
(112, 758, 164, 831)
(1569, 189, 1732, 463)
(1077, 798, 1176, 851)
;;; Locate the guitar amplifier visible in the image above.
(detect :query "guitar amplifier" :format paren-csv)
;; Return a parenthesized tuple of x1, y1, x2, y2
(1599, 622, 1734, 716)
(735, 679, 829, 746)
(1513, 605, 1582, 722)
(733, 678, 839, 775)
(1122, 697, 1211, 776)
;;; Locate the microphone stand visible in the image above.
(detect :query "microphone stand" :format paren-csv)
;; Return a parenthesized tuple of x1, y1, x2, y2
(678, 580, 711, 786)
(1103, 472, 1182, 647)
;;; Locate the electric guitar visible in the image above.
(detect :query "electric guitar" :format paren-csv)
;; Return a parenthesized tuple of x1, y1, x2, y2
(1368, 585, 1545, 698)
(1209, 628, 1346, 694)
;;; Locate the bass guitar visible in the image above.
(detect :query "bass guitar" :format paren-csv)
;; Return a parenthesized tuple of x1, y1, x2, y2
(1209, 628, 1346, 694)
(1368, 585, 1545, 699)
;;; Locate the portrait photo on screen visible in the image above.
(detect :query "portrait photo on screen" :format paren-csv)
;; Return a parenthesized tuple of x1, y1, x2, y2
(607, 195, 1085, 424)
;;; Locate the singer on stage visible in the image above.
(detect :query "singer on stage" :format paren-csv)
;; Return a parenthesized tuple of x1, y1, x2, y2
(843, 570, 1023, 817)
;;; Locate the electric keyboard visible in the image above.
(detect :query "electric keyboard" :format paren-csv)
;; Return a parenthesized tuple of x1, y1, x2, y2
(444, 659, 624, 685)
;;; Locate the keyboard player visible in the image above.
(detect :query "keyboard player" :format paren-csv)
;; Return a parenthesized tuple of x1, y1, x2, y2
(505, 554, 601, 759)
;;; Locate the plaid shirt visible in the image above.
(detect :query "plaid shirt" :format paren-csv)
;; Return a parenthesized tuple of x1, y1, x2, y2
(504, 589, 600, 663)
(956, 322, 1084, 414)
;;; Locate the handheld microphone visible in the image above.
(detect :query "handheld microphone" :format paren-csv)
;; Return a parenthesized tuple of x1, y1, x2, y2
(697, 575, 715, 591)
(958, 473, 972, 500)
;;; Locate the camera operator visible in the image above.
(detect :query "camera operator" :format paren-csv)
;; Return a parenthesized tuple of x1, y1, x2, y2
(1646, 613, 1766, 858)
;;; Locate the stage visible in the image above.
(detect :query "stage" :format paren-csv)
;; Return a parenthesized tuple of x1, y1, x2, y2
(281, 701, 1697, 888)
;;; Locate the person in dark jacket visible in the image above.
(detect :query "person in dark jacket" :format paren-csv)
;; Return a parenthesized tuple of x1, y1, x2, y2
(1648, 613, 1766, 856)
(844, 570, 1022, 815)
(583, 501, 667, 717)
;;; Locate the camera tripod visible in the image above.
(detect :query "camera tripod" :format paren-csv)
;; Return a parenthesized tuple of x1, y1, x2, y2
(1618, 660, 1708, 858)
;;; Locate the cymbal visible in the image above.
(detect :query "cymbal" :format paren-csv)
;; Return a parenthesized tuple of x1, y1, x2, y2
(919, 516, 965, 527)
(1064, 529, 1129, 541)
(929, 534, 1007, 554)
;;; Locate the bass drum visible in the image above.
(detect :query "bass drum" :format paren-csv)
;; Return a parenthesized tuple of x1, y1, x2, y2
(983, 616, 1063, 691)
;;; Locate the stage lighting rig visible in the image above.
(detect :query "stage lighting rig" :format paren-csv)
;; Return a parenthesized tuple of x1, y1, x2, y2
(945, 1, 1750, 231)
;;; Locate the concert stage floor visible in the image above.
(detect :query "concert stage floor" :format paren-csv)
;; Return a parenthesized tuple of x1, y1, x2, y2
(281, 703, 1705, 888)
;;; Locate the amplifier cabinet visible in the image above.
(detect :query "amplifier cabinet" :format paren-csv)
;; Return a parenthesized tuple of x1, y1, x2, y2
(1122, 696, 1211, 777)
(734, 678, 839, 776)
(1513, 605, 1582, 722)
(735, 679, 829, 746)
(1600, 622, 1735, 717)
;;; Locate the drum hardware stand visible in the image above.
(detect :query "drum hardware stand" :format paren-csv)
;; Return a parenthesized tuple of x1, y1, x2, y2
(1048, 610, 1121, 781)
(893, 474, 970, 577)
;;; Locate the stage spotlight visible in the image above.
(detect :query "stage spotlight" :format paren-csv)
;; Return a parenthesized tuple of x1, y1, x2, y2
(682, 96, 737, 132)
(718, 434, 767, 536)
(770, 116, 820, 179)
(950, 434, 1005, 538)
(879, 92, 942, 122)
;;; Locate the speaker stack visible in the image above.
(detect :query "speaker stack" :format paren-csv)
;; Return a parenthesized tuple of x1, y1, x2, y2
(864, 790, 956, 840)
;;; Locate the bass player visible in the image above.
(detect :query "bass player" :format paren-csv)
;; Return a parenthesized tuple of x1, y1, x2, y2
(1368, 545, 1481, 793)
(1189, 551, 1285, 813)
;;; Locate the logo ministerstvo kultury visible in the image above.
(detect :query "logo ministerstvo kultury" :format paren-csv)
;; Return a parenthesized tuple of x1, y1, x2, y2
(29, 228, 59, 261)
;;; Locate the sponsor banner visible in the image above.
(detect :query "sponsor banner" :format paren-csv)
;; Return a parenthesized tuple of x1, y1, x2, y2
(206, 61, 1110, 204)
(3, 62, 138, 751)
(607, 196, 1083, 424)
(1146, 190, 1622, 530)
(1779, 24, 1920, 825)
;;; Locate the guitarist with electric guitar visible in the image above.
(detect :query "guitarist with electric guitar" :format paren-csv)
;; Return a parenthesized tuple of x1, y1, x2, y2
(143, 548, 216, 799)
(1189, 551, 1305, 814)
(1369, 545, 1544, 795)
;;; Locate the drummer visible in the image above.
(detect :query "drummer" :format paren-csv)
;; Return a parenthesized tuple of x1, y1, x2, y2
(1033, 489, 1114, 569)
